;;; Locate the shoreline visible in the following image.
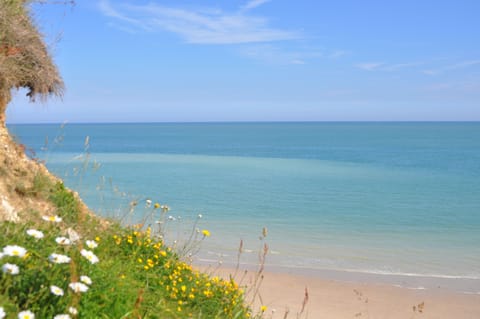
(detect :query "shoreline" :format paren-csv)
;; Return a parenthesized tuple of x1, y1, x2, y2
(197, 263, 480, 318)
(195, 257, 480, 295)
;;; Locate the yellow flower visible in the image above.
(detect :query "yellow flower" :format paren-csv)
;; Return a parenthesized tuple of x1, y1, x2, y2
(202, 229, 211, 237)
(154, 203, 161, 209)
(260, 305, 268, 312)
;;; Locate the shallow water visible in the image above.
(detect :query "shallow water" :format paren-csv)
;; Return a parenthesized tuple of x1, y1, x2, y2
(9, 122, 480, 292)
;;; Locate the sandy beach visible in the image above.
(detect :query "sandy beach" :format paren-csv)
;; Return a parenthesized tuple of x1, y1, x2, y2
(204, 266, 480, 319)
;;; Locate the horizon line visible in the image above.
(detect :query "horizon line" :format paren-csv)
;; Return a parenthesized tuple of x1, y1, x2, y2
(6, 120, 480, 125)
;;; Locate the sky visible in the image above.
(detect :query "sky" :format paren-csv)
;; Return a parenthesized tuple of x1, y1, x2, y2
(6, 0, 480, 123)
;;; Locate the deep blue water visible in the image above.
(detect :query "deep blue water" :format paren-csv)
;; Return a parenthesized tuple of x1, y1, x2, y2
(8, 122, 480, 288)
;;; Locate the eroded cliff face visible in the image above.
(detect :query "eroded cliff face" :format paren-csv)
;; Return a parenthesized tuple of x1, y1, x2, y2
(0, 117, 57, 222)
(0, 94, 7, 126)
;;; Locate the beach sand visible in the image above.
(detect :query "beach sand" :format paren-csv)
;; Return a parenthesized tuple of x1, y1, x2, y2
(202, 266, 480, 319)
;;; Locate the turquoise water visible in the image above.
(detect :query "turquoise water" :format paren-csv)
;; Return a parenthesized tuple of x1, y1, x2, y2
(8, 122, 480, 290)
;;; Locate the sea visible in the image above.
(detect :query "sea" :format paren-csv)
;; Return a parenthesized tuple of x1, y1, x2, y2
(7, 122, 480, 293)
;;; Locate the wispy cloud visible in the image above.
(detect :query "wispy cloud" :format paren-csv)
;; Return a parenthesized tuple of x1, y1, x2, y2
(356, 61, 424, 72)
(239, 44, 326, 64)
(425, 81, 480, 93)
(382, 62, 423, 71)
(242, 0, 271, 11)
(329, 50, 348, 59)
(98, 0, 299, 44)
(355, 62, 385, 71)
(98, 0, 149, 31)
(422, 60, 480, 75)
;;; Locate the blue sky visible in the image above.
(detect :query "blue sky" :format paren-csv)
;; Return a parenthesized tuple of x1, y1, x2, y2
(7, 0, 480, 123)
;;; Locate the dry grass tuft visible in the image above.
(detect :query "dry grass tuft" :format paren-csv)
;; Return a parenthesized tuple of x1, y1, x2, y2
(0, 0, 64, 110)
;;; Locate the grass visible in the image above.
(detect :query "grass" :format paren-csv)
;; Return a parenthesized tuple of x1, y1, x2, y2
(0, 174, 259, 319)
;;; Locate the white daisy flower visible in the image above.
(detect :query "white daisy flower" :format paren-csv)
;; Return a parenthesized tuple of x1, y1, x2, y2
(3, 245, 27, 258)
(55, 237, 72, 246)
(85, 240, 98, 249)
(68, 307, 78, 315)
(0, 306, 6, 319)
(53, 315, 71, 319)
(50, 285, 64, 296)
(2, 263, 20, 275)
(42, 215, 62, 223)
(0, 252, 4, 259)
(145, 199, 152, 208)
(80, 249, 99, 264)
(68, 282, 89, 293)
(26, 229, 44, 239)
(48, 253, 71, 264)
(80, 275, 92, 285)
(17, 310, 35, 319)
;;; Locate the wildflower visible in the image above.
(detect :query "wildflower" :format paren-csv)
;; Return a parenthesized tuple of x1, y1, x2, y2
(161, 205, 170, 212)
(42, 215, 62, 223)
(18, 310, 35, 319)
(68, 307, 78, 315)
(66, 228, 80, 243)
(80, 249, 99, 264)
(26, 229, 44, 239)
(0, 307, 5, 319)
(50, 285, 64, 296)
(85, 240, 98, 249)
(146, 199, 152, 208)
(2, 263, 19, 275)
(3, 245, 27, 257)
(198, 213, 203, 219)
(80, 275, 92, 285)
(53, 315, 71, 319)
(154, 203, 160, 209)
(55, 237, 71, 245)
(260, 305, 268, 312)
(69, 282, 89, 293)
(0, 252, 3, 259)
(49, 253, 71, 264)
(202, 229, 211, 237)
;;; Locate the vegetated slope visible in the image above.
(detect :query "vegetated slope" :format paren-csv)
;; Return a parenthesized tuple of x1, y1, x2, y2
(0, 124, 59, 222)
(0, 123, 252, 318)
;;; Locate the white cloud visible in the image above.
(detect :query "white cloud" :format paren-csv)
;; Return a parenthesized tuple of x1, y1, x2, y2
(355, 62, 384, 71)
(242, 0, 271, 11)
(356, 61, 423, 72)
(423, 60, 480, 75)
(329, 50, 348, 59)
(98, 0, 299, 44)
(98, 0, 149, 30)
(239, 44, 324, 64)
(381, 62, 423, 71)
(425, 81, 480, 93)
